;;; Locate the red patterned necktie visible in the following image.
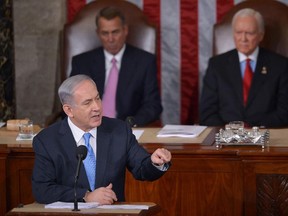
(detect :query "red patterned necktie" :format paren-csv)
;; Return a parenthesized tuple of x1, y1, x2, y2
(243, 58, 253, 106)
(102, 58, 118, 117)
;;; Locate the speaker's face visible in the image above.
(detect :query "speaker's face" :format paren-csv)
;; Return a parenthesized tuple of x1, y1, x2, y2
(63, 79, 103, 132)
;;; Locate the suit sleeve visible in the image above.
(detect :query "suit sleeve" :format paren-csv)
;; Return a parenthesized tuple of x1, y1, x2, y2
(125, 123, 166, 180)
(32, 135, 87, 204)
(70, 55, 81, 77)
(256, 58, 288, 127)
(200, 58, 225, 126)
(132, 55, 163, 126)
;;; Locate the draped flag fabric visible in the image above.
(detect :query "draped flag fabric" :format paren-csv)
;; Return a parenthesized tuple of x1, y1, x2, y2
(66, 0, 288, 125)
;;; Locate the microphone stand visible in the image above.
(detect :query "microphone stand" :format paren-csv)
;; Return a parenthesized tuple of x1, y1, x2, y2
(73, 185, 79, 211)
(72, 146, 87, 211)
(72, 157, 82, 211)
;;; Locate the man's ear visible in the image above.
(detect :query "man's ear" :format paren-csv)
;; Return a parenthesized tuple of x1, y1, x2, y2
(63, 104, 73, 118)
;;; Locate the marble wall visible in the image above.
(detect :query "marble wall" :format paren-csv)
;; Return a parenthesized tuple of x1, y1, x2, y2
(0, 0, 15, 121)
(13, 0, 66, 126)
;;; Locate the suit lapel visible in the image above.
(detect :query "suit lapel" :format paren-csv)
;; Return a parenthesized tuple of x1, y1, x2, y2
(247, 49, 267, 106)
(91, 48, 106, 97)
(117, 45, 136, 102)
(59, 118, 90, 189)
(227, 51, 243, 104)
(95, 123, 111, 188)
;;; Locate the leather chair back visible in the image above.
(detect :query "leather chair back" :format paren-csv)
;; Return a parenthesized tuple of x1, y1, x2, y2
(213, 0, 288, 57)
(62, 0, 156, 81)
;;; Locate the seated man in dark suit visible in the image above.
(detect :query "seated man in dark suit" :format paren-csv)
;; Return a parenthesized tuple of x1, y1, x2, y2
(200, 8, 288, 127)
(70, 6, 162, 127)
(32, 74, 171, 205)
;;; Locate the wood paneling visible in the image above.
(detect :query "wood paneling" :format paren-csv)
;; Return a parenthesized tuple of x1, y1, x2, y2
(244, 161, 288, 216)
(3, 128, 288, 215)
(0, 146, 9, 216)
(126, 156, 243, 216)
(6, 149, 35, 211)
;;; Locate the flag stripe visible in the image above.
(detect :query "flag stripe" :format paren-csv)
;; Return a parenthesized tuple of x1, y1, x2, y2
(142, 0, 162, 92)
(198, 0, 216, 99)
(160, 0, 181, 124)
(67, 0, 86, 23)
(180, 0, 199, 124)
(216, 0, 234, 22)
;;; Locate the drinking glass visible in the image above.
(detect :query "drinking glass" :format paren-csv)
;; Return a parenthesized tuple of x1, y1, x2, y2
(19, 120, 34, 139)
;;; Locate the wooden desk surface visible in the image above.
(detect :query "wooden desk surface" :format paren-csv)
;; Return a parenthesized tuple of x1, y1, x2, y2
(136, 127, 213, 144)
(134, 127, 288, 156)
(136, 127, 288, 145)
(6, 202, 160, 216)
(0, 126, 41, 147)
(1, 125, 288, 153)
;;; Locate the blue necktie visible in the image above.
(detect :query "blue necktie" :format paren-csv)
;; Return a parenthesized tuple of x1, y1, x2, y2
(83, 133, 96, 191)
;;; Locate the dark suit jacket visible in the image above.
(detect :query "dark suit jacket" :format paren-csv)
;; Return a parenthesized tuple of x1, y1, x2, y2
(200, 48, 288, 127)
(32, 117, 165, 204)
(70, 44, 162, 126)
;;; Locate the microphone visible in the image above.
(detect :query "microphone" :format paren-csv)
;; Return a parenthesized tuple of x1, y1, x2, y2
(73, 145, 87, 211)
(126, 116, 137, 127)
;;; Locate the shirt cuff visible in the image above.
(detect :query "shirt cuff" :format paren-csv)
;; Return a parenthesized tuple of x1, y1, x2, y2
(152, 162, 171, 171)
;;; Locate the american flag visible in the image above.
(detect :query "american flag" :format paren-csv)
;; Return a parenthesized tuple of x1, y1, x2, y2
(67, 0, 288, 125)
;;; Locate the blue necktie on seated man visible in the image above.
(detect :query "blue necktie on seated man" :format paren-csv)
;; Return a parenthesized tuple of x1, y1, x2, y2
(82, 133, 96, 191)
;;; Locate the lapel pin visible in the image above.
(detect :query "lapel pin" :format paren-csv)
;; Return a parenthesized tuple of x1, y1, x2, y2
(261, 67, 267, 74)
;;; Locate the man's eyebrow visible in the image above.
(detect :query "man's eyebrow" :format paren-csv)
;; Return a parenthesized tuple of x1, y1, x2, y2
(82, 98, 92, 104)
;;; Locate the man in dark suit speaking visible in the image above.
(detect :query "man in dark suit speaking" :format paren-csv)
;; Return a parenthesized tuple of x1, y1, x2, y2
(200, 8, 288, 127)
(32, 74, 171, 205)
(70, 6, 162, 127)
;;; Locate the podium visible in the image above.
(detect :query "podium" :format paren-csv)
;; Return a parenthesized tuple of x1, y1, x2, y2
(6, 202, 161, 216)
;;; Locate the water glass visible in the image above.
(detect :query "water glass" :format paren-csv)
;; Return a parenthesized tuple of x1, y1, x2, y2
(19, 120, 34, 139)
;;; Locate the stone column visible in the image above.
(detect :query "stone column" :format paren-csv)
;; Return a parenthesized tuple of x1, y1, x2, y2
(0, 0, 15, 121)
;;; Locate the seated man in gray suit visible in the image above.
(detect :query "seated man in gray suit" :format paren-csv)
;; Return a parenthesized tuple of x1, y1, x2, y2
(70, 6, 162, 127)
(200, 8, 288, 127)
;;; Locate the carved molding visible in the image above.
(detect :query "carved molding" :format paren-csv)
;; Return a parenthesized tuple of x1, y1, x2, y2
(257, 174, 288, 215)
